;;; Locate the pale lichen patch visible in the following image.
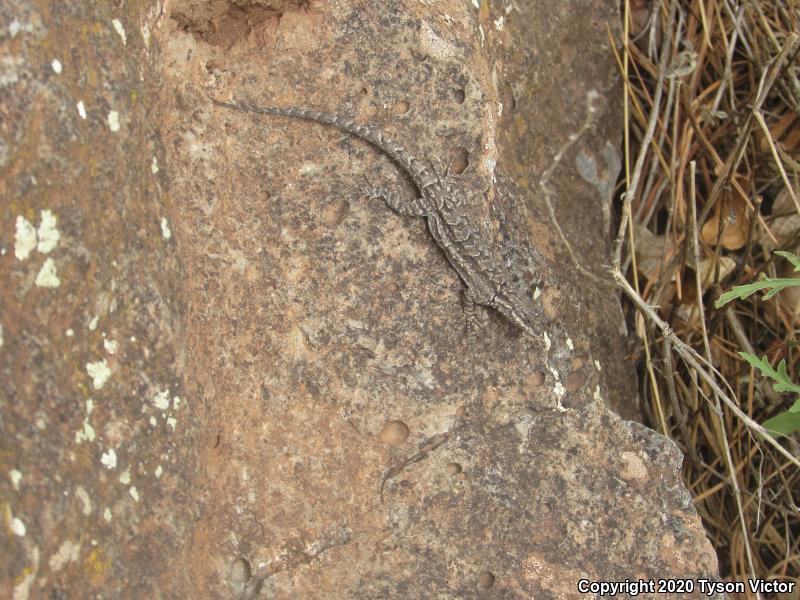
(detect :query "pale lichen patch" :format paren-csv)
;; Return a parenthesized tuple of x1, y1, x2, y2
(86, 359, 111, 389)
(129, 487, 139, 502)
(151, 156, 159, 174)
(88, 315, 99, 331)
(107, 110, 120, 132)
(10, 516, 26, 536)
(36, 210, 60, 253)
(103, 507, 112, 522)
(74, 421, 95, 444)
(153, 390, 170, 410)
(9, 469, 22, 490)
(154, 465, 163, 478)
(16, 209, 61, 265)
(49, 540, 80, 571)
(118, 469, 131, 485)
(75, 399, 96, 443)
(8, 18, 21, 37)
(51, 59, 62, 74)
(103, 338, 118, 355)
(100, 448, 117, 469)
(76, 100, 87, 119)
(14, 215, 37, 260)
(35, 258, 60, 288)
(111, 18, 127, 45)
(160, 217, 171, 240)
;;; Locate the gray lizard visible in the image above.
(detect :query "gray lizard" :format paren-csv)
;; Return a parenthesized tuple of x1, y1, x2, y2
(210, 97, 573, 381)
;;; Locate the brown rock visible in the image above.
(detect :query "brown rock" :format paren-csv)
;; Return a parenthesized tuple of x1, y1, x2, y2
(2, 1, 720, 598)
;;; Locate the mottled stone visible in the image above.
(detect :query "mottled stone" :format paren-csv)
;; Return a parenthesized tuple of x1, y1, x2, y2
(1, 0, 720, 598)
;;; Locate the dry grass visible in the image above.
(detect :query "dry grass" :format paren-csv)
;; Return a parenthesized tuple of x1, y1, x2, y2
(614, 0, 800, 590)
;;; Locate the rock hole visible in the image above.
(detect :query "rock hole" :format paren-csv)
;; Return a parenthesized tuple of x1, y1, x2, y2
(446, 462, 462, 476)
(529, 371, 545, 387)
(449, 147, 469, 175)
(477, 571, 495, 590)
(453, 88, 466, 104)
(378, 420, 409, 447)
(392, 99, 410, 115)
(229, 557, 251, 597)
(321, 197, 350, 226)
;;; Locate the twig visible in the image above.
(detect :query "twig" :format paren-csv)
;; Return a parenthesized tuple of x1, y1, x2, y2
(752, 109, 800, 215)
(697, 33, 800, 227)
(690, 161, 759, 586)
(610, 262, 800, 470)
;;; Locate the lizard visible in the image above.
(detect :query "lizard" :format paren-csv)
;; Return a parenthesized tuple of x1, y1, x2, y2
(209, 96, 573, 378)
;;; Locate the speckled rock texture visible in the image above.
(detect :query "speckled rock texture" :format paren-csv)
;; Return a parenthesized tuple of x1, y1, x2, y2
(2, 0, 720, 598)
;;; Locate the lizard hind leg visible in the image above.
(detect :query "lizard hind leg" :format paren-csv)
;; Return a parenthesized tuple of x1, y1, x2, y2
(461, 287, 490, 335)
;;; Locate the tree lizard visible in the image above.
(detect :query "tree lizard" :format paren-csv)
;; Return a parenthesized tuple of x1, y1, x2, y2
(209, 97, 572, 379)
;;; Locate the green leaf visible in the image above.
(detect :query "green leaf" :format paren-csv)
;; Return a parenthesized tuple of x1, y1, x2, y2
(739, 352, 800, 394)
(774, 251, 800, 272)
(715, 276, 800, 307)
(714, 251, 800, 308)
(775, 361, 800, 393)
(762, 410, 800, 436)
(715, 277, 770, 307)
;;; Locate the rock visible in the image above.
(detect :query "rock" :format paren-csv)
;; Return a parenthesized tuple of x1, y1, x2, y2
(2, 0, 720, 598)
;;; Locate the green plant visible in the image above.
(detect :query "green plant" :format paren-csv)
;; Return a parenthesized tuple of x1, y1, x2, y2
(716, 251, 800, 435)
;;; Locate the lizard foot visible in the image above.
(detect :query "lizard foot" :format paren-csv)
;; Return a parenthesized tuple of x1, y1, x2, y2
(462, 289, 490, 335)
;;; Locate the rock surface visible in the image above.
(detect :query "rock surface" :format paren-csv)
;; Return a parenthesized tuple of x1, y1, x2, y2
(1, 0, 720, 598)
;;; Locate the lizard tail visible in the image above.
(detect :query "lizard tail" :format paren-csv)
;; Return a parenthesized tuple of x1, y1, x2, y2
(209, 96, 432, 190)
